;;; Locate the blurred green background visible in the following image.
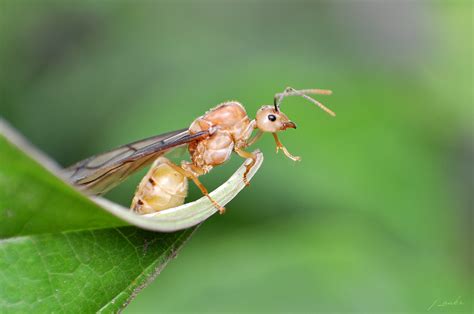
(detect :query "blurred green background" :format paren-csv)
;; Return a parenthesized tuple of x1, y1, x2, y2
(1, 0, 472, 312)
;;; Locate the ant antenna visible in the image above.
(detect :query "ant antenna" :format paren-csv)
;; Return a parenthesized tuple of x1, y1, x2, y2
(273, 87, 335, 117)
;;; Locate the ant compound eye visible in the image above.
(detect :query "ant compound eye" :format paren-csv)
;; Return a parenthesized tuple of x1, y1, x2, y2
(268, 114, 277, 122)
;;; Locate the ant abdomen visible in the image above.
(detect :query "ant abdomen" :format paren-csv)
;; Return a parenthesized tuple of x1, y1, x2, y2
(131, 157, 188, 214)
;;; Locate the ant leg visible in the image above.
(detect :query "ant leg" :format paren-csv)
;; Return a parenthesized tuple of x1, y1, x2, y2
(234, 148, 257, 187)
(164, 160, 226, 214)
(246, 130, 264, 147)
(272, 133, 301, 162)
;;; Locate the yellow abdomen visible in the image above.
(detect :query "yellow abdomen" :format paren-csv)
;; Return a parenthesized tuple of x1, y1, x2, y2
(131, 157, 188, 214)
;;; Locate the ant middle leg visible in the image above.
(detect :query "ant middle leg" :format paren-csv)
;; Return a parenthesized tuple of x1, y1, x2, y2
(234, 148, 258, 187)
(163, 160, 226, 214)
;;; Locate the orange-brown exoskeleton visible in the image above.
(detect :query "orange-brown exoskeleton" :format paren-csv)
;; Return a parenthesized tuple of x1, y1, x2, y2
(66, 87, 335, 214)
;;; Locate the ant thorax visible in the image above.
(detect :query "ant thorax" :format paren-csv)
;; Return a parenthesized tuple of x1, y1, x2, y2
(186, 101, 255, 174)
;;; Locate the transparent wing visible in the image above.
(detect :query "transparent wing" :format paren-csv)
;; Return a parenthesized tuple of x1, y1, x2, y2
(64, 128, 209, 196)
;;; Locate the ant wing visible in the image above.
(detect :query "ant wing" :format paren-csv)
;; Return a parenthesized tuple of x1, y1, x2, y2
(65, 128, 209, 196)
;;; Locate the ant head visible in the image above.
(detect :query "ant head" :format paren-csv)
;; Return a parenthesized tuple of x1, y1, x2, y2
(255, 87, 335, 134)
(255, 105, 296, 133)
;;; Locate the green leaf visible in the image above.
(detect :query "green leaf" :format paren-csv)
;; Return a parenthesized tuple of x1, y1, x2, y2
(0, 119, 262, 312)
(0, 226, 195, 312)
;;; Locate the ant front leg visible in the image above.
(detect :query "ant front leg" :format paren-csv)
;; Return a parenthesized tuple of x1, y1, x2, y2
(165, 160, 226, 214)
(234, 148, 257, 187)
(272, 133, 301, 161)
